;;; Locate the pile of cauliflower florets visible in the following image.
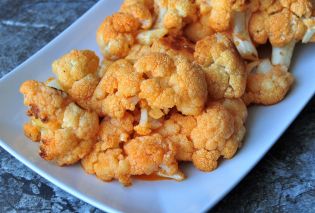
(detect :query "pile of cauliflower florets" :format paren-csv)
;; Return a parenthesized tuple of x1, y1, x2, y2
(20, 0, 315, 186)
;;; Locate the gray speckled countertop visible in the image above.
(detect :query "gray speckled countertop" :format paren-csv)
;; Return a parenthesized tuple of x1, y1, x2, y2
(0, 1, 314, 212)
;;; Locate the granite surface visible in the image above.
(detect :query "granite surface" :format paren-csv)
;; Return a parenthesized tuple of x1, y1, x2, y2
(0, 1, 314, 212)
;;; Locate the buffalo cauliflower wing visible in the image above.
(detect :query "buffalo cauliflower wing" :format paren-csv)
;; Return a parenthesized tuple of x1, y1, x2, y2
(195, 0, 232, 32)
(52, 49, 101, 109)
(243, 59, 295, 105)
(248, 0, 314, 68)
(98, 113, 135, 150)
(194, 33, 247, 100)
(81, 112, 135, 186)
(184, 15, 214, 43)
(135, 52, 207, 117)
(120, 0, 154, 29)
(156, 113, 196, 161)
(249, 0, 312, 46)
(92, 59, 142, 118)
(96, 12, 140, 60)
(124, 133, 185, 180)
(52, 49, 99, 91)
(191, 99, 247, 172)
(20, 80, 99, 166)
(195, 0, 250, 33)
(153, 0, 197, 31)
(81, 144, 132, 186)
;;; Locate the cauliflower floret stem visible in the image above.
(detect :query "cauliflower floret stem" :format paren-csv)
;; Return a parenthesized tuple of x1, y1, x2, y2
(302, 17, 315, 43)
(139, 108, 149, 125)
(233, 11, 258, 60)
(271, 40, 296, 69)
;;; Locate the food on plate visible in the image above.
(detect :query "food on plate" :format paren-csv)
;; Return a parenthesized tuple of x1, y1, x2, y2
(20, 80, 99, 165)
(92, 59, 143, 118)
(248, 0, 315, 67)
(20, 0, 313, 186)
(134, 52, 207, 117)
(243, 59, 294, 105)
(119, 0, 154, 30)
(96, 12, 140, 60)
(156, 112, 196, 161)
(191, 99, 247, 171)
(153, 0, 197, 32)
(52, 49, 101, 110)
(194, 33, 247, 100)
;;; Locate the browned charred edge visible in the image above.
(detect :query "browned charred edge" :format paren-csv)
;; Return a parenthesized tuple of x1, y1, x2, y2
(160, 35, 195, 55)
(28, 104, 40, 118)
(39, 146, 48, 159)
(41, 116, 49, 123)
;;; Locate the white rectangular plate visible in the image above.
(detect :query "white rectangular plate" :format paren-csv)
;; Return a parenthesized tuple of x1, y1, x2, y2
(0, 1, 315, 212)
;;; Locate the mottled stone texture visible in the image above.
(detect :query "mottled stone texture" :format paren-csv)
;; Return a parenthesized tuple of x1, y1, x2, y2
(0, 0, 314, 212)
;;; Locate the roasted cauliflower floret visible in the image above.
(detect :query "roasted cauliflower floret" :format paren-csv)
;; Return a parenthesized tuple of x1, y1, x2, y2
(120, 1, 169, 45)
(184, 15, 214, 43)
(154, 0, 197, 31)
(248, 0, 313, 67)
(135, 53, 177, 112)
(156, 113, 196, 161)
(120, 0, 154, 29)
(135, 52, 207, 117)
(20, 80, 99, 166)
(124, 133, 184, 180)
(98, 113, 135, 150)
(52, 49, 99, 91)
(191, 99, 247, 172)
(169, 56, 208, 115)
(267, 8, 306, 47)
(69, 74, 100, 110)
(96, 12, 140, 60)
(192, 149, 221, 172)
(249, 11, 268, 44)
(195, 0, 232, 32)
(195, 0, 250, 33)
(243, 59, 295, 105)
(208, 0, 232, 32)
(52, 50, 100, 109)
(92, 59, 142, 118)
(279, 0, 312, 17)
(81, 112, 135, 186)
(81, 144, 131, 186)
(194, 33, 246, 100)
(249, 2, 309, 46)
